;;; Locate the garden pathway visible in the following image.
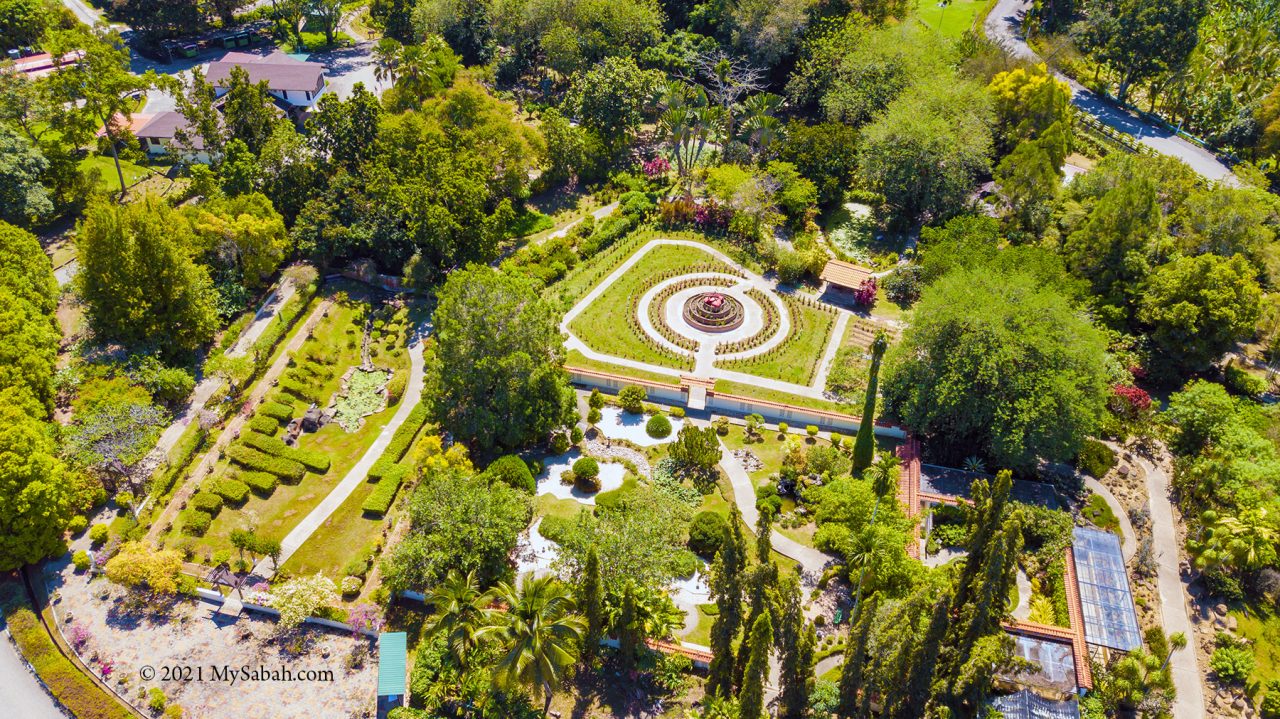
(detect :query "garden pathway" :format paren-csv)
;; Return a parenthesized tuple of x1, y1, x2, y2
(145, 299, 333, 543)
(713, 430, 837, 578)
(984, 0, 1234, 184)
(811, 312, 850, 394)
(252, 320, 430, 578)
(562, 238, 858, 401)
(1134, 453, 1206, 719)
(544, 201, 621, 241)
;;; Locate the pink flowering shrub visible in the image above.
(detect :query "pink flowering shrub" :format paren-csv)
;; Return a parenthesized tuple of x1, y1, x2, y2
(694, 201, 731, 231)
(347, 603, 384, 636)
(642, 156, 670, 178)
(852, 277, 877, 307)
(66, 621, 92, 651)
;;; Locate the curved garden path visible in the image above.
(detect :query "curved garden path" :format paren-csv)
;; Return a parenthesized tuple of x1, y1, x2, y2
(1132, 452, 1206, 719)
(253, 319, 430, 579)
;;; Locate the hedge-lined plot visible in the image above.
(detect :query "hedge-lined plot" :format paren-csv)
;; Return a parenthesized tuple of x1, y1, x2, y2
(190, 491, 224, 516)
(259, 401, 293, 422)
(246, 415, 280, 436)
(240, 430, 332, 473)
(225, 444, 306, 483)
(240, 471, 279, 496)
(203, 476, 250, 504)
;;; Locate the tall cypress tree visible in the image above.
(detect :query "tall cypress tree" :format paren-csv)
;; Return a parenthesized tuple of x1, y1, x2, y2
(738, 612, 773, 719)
(852, 331, 889, 474)
(776, 578, 815, 719)
(736, 561, 777, 689)
(707, 507, 747, 697)
(755, 504, 774, 563)
(579, 547, 604, 663)
(617, 581, 641, 672)
(837, 595, 878, 719)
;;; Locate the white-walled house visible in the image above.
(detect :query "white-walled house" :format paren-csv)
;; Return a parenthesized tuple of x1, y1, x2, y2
(132, 111, 215, 165)
(205, 51, 327, 108)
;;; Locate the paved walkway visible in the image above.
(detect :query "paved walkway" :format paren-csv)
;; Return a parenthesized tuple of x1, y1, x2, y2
(146, 299, 333, 543)
(141, 280, 298, 515)
(1084, 473, 1137, 562)
(0, 628, 66, 719)
(1135, 453, 1205, 719)
(985, 0, 1234, 184)
(544, 202, 620, 241)
(254, 320, 429, 578)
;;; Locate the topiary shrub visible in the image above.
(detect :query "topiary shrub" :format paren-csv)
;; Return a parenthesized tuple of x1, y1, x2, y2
(806, 425, 819, 438)
(618, 385, 647, 414)
(485, 455, 536, 493)
(1076, 438, 1117, 479)
(670, 406, 685, 418)
(190, 492, 224, 517)
(67, 515, 87, 536)
(72, 550, 91, 572)
(572, 456, 599, 480)
(688, 511, 728, 557)
(88, 523, 109, 546)
(341, 576, 363, 597)
(646, 414, 672, 439)
(181, 509, 212, 536)
(550, 432, 571, 455)
(571, 426, 584, 444)
(240, 471, 279, 496)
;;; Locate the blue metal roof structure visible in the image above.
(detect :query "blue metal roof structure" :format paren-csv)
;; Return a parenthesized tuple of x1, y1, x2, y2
(377, 632, 407, 697)
(1072, 526, 1142, 651)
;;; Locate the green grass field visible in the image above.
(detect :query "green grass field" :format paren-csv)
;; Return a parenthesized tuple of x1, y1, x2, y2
(564, 349, 682, 385)
(718, 299, 837, 386)
(78, 154, 152, 193)
(914, 0, 989, 39)
(569, 242, 736, 372)
(1233, 607, 1280, 697)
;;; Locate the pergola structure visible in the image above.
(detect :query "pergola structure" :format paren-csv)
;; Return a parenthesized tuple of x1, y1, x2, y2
(819, 259, 874, 292)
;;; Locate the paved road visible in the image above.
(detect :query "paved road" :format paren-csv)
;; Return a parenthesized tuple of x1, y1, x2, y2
(984, 0, 1235, 183)
(0, 630, 66, 719)
(1137, 454, 1205, 719)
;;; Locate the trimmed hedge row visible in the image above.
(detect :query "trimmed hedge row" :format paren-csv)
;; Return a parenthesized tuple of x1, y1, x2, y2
(240, 431, 331, 473)
(226, 444, 305, 483)
(181, 508, 212, 536)
(240, 471, 279, 496)
(3, 594, 135, 719)
(368, 403, 428, 481)
(279, 377, 320, 402)
(203, 477, 250, 504)
(246, 415, 280, 436)
(259, 401, 293, 422)
(362, 464, 408, 516)
(150, 423, 209, 499)
(190, 491, 224, 516)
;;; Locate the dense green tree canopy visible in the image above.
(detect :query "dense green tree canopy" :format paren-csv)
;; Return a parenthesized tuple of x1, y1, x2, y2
(882, 266, 1110, 470)
(75, 199, 219, 356)
(0, 125, 52, 225)
(382, 466, 532, 592)
(430, 264, 575, 456)
(1137, 253, 1262, 376)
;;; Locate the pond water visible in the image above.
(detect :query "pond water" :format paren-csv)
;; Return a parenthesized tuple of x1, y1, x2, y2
(596, 406, 685, 446)
(536, 449, 626, 504)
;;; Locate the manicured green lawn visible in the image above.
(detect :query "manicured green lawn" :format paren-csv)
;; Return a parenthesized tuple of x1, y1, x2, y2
(719, 299, 837, 386)
(686, 604, 717, 646)
(914, 0, 989, 38)
(569, 242, 735, 371)
(281, 469, 386, 581)
(564, 349, 682, 385)
(510, 207, 554, 238)
(713, 379, 859, 416)
(78, 154, 152, 193)
(871, 285, 907, 322)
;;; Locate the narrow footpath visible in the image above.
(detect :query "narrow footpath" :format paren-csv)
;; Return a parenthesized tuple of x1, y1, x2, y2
(1136, 454, 1206, 719)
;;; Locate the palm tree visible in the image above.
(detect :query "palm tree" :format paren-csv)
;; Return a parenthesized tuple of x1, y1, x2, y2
(425, 570, 489, 669)
(479, 574, 586, 716)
